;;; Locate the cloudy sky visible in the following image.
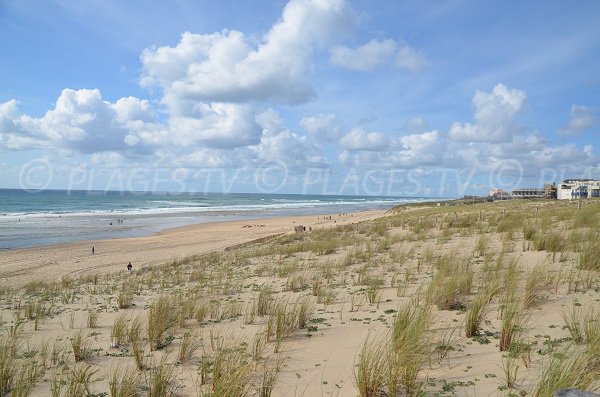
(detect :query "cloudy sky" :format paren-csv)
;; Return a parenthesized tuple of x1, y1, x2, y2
(1, 0, 599, 196)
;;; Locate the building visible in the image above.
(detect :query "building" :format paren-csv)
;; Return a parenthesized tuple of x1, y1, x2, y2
(488, 189, 511, 200)
(544, 183, 557, 199)
(511, 183, 557, 199)
(557, 179, 600, 200)
(511, 187, 545, 198)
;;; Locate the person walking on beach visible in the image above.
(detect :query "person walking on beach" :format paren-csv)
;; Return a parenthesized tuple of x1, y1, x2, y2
(91, 246, 95, 255)
(127, 262, 132, 273)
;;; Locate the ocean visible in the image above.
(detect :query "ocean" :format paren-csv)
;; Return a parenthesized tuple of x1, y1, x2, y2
(0, 189, 441, 249)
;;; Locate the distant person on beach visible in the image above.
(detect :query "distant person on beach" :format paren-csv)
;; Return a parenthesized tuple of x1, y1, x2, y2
(127, 262, 132, 272)
(91, 246, 95, 255)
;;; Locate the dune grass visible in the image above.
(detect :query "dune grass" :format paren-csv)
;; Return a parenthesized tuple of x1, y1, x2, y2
(3, 199, 600, 396)
(465, 280, 499, 337)
(355, 335, 387, 397)
(147, 296, 177, 351)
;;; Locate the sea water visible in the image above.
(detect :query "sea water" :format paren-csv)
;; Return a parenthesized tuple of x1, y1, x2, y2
(0, 189, 440, 249)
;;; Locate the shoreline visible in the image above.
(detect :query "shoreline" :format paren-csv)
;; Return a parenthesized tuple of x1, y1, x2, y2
(0, 209, 386, 287)
(0, 197, 438, 250)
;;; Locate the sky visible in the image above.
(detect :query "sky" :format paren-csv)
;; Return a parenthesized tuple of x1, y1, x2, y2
(1, 0, 599, 197)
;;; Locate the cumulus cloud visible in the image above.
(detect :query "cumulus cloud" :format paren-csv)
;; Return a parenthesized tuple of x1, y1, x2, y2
(339, 128, 392, 151)
(449, 84, 527, 143)
(164, 103, 262, 148)
(0, 89, 158, 154)
(129, 0, 356, 160)
(559, 105, 596, 136)
(300, 113, 341, 142)
(141, 0, 353, 108)
(338, 128, 444, 168)
(329, 39, 427, 72)
(252, 129, 327, 170)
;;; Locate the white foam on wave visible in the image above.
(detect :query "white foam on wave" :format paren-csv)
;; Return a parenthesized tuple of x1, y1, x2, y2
(0, 197, 436, 222)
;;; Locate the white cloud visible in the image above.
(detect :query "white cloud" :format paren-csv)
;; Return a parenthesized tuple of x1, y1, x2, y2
(329, 39, 396, 71)
(449, 83, 527, 143)
(252, 130, 327, 170)
(329, 39, 427, 72)
(141, 0, 353, 108)
(339, 127, 391, 151)
(129, 0, 356, 158)
(338, 129, 444, 168)
(300, 113, 341, 141)
(164, 103, 262, 148)
(255, 108, 285, 138)
(0, 89, 158, 153)
(559, 105, 596, 136)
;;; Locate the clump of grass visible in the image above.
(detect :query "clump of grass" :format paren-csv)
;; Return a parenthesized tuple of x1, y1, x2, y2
(125, 313, 145, 370)
(251, 330, 266, 361)
(578, 241, 600, 271)
(210, 342, 253, 396)
(70, 330, 93, 362)
(465, 281, 499, 337)
(531, 343, 600, 397)
(178, 332, 202, 364)
(148, 296, 177, 350)
(523, 264, 549, 308)
(256, 356, 284, 397)
(285, 272, 308, 292)
(256, 287, 272, 316)
(108, 364, 140, 397)
(194, 300, 209, 323)
(10, 359, 42, 397)
(49, 339, 70, 368)
(365, 277, 383, 305)
(295, 296, 315, 329)
(533, 232, 564, 258)
(144, 357, 179, 397)
(111, 313, 129, 348)
(562, 303, 599, 345)
(434, 326, 457, 366)
(497, 214, 524, 233)
(500, 357, 520, 390)
(117, 289, 134, 309)
(86, 310, 99, 329)
(267, 300, 299, 352)
(499, 299, 528, 352)
(475, 235, 488, 257)
(574, 203, 600, 228)
(389, 295, 433, 395)
(131, 339, 146, 371)
(523, 225, 536, 241)
(430, 257, 473, 310)
(0, 337, 17, 396)
(355, 335, 387, 397)
(64, 364, 98, 397)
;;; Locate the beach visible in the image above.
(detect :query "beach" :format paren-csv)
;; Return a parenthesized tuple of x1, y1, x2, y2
(0, 200, 599, 397)
(0, 209, 385, 287)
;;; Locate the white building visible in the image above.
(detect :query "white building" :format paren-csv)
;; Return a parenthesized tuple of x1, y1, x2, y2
(557, 179, 600, 200)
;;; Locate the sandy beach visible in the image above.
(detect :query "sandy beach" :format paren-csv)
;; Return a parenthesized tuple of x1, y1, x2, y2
(0, 200, 599, 397)
(0, 209, 385, 287)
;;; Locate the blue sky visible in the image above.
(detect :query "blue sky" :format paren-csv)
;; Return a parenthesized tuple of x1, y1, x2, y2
(1, 0, 599, 197)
